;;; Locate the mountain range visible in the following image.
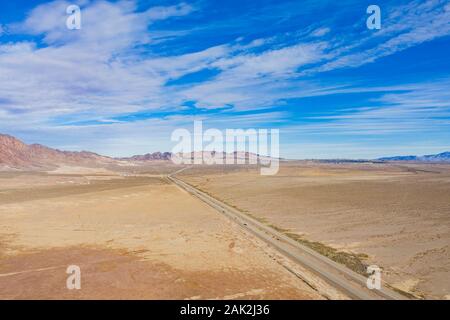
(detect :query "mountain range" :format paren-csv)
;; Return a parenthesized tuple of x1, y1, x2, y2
(0, 133, 118, 170)
(1, 133, 449, 170)
(378, 152, 450, 162)
(0, 134, 269, 170)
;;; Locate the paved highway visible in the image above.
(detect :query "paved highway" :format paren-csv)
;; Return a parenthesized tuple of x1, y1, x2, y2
(168, 171, 407, 300)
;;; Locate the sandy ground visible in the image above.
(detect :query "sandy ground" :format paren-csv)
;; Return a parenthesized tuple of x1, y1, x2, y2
(180, 162, 450, 299)
(0, 171, 326, 300)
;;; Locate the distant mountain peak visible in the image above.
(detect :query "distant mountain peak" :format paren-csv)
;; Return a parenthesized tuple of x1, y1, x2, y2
(0, 133, 115, 170)
(378, 151, 450, 162)
(118, 152, 173, 161)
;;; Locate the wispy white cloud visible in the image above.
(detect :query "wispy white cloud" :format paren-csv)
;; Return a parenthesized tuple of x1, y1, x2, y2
(1, 0, 449, 157)
(316, 0, 450, 71)
(163, 1, 450, 110)
(3, 0, 449, 122)
(310, 27, 330, 37)
(0, 0, 197, 126)
(284, 79, 450, 136)
(178, 42, 328, 109)
(17, 0, 193, 49)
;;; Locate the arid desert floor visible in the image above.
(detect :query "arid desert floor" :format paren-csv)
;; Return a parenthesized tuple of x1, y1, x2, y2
(179, 162, 450, 299)
(0, 169, 335, 300)
(0, 161, 449, 299)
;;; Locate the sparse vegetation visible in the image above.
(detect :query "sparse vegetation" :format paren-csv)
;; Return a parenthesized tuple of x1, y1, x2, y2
(285, 232, 369, 275)
(188, 180, 371, 276)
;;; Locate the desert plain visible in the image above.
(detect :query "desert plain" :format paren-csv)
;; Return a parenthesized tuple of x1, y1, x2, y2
(0, 161, 449, 300)
(179, 161, 450, 299)
(0, 164, 333, 300)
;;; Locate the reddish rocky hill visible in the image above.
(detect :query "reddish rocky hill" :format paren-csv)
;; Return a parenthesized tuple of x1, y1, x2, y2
(0, 134, 115, 170)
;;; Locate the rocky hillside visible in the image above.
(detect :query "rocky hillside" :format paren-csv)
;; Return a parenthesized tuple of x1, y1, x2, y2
(0, 134, 115, 170)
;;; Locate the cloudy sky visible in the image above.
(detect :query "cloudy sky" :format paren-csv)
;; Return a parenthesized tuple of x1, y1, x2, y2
(0, 0, 449, 158)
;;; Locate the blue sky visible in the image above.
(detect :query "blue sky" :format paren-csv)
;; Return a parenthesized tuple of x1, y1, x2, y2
(0, 0, 449, 158)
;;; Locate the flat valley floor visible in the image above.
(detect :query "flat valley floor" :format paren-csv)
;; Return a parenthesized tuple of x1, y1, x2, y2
(180, 162, 450, 299)
(1, 161, 449, 299)
(0, 170, 330, 299)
